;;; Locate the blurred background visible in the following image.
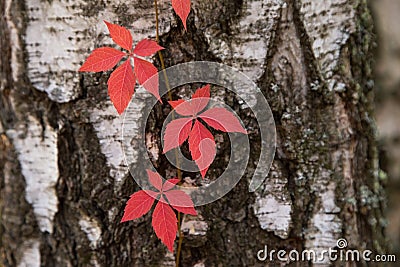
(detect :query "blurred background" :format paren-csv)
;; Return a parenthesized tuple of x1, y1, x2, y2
(371, 0, 400, 258)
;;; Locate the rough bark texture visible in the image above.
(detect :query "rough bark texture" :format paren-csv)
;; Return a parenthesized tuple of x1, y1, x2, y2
(0, 0, 388, 266)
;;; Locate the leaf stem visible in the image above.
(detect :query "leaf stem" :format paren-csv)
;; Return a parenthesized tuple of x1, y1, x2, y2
(154, 1, 183, 266)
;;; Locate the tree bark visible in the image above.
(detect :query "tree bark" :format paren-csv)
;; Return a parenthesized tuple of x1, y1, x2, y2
(0, 0, 387, 266)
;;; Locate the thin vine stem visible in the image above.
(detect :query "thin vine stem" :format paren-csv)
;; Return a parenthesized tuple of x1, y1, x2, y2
(154, 1, 183, 266)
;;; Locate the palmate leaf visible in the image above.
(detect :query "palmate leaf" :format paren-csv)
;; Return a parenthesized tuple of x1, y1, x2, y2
(121, 170, 197, 251)
(164, 85, 247, 177)
(79, 22, 164, 114)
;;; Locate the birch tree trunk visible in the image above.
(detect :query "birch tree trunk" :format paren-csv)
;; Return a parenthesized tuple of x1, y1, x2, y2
(0, 0, 388, 266)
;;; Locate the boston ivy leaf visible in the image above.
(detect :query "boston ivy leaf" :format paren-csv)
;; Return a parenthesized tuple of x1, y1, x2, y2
(198, 107, 247, 134)
(165, 84, 248, 177)
(162, 179, 181, 191)
(168, 85, 210, 116)
(104, 21, 133, 51)
(107, 60, 136, 115)
(134, 57, 161, 101)
(191, 84, 210, 114)
(168, 100, 194, 116)
(80, 21, 164, 114)
(152, 197, 178, 252)
(79, 47, 126, 72)
(188, 120, 213, 161)
(196, 137, 216, 178)
(121, 190, 158, 222)
(134, 39, 164, 57)
(147, 169, 163, 191)
(164, 190, 197, 215)
(171, 0, 191, 30)
(163, 118, 193, 153)
(121, 170, 197, 252)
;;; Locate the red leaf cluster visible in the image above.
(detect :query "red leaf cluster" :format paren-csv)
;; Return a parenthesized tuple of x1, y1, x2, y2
(163, 85, 247, 177)
(121, 170, 196, 252)
(79, 21, 164, 114)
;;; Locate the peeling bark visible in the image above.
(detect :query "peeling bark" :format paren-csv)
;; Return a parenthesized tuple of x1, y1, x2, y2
(0, 0, 387, 266)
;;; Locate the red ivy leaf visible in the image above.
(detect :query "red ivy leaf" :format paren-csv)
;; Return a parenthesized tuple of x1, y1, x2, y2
(79, 47, 126, 72)
(164, 190, 197, 215)
(121, 170, 197, 252)
(121, 190, 158, 222)
(168, 86, 210, 116)
(104, 21, 133, 51)
(147, 169, 163, 191)
(163, 118, 193, 153)
(80, 22, 163, 114)
(169, 99, 185, 109)
(162, 179, 181, 191)
(107, 60, 136, 115)
(134, 57, 161, 101)
(166, 84, 249, 177)
(152, 198, 178, 252)
(199, 107, 247, 134)
(168, 100, 194, 116)
(134, 39, 164, 57)
(171, 0, 191, 30)
(191, 84, 210, 114)
(188, 120, 214, 161)
(196, 137, 216, 178)
(192, 84, 210, 99)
